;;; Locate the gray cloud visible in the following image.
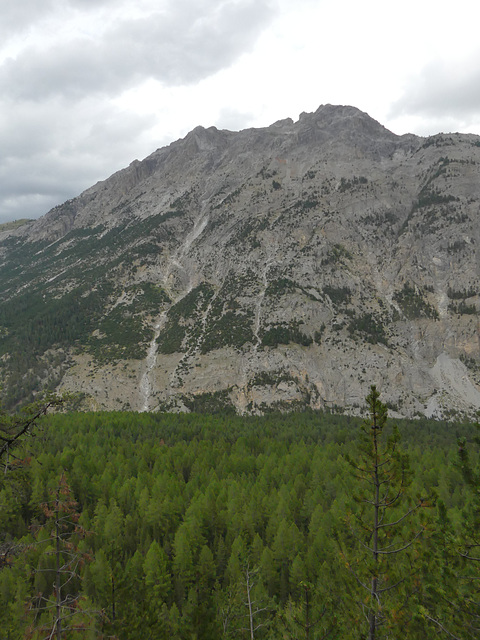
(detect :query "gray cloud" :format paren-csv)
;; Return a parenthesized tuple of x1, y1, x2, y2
(0, 0, 119, 39)
(391, 57, 480, 122)
(0, 0, 276, 100)
(0, 0, 56, 36)
(0, 96, 156, 222)
(0, 0, 277, 222)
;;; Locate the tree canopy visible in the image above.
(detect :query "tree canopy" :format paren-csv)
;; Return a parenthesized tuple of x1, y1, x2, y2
(0, 402, 477, 638)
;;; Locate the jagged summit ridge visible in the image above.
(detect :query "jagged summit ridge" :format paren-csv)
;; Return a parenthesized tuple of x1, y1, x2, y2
(0, 105, 479, 418)
(20, 105, 402, 240)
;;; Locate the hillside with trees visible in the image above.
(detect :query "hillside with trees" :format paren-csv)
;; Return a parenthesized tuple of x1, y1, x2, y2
(1, 106, 480, 418)
(0, 392, 479, 638)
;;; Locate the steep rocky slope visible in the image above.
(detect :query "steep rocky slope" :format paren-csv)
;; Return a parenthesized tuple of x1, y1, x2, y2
(1, 104, 479, 418)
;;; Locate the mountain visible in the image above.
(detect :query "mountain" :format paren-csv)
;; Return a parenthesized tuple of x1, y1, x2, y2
(1, 104, 480, 418)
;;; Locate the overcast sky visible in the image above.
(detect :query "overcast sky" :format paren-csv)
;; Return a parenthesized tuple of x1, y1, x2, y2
(1, 0, 480, 224)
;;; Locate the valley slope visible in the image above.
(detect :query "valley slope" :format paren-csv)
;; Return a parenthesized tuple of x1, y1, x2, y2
(1, 104, 479, 418)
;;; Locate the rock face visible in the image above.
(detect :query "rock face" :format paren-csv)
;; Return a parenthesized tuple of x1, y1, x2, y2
(1, 104, 480, 418)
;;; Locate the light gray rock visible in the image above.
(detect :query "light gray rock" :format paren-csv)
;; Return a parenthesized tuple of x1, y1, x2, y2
(2, 105, 480, 418)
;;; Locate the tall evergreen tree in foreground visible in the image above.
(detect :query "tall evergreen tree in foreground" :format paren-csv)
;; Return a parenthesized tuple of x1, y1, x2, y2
(341, 385, 428, 639)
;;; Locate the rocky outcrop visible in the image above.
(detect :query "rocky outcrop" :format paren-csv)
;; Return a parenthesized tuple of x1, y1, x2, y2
(1, 105, 479, 418)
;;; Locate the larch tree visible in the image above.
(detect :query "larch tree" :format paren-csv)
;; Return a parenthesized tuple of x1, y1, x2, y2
(455, 432, 480, 636)
(280, 579, 338, 640)
(0, 394, 67, 572)
(26, 473, 96, 639)
(0, 394, 66, 471)
(340, 385, 429, 640)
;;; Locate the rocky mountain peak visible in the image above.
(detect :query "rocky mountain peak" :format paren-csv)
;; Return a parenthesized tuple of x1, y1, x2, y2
(0, 105, 479, 419)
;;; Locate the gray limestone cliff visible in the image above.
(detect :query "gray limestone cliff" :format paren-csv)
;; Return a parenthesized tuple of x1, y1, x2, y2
(1, 105, 479, 418)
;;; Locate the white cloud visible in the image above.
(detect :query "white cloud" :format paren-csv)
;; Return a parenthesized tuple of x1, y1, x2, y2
(0, 0, 56, 37)
(1, 0, 480, 223)
(0, 0, 277, 222)
(0, 0, 276, 100)
(391, 55, 480, 120)
(0, 96, 155, 220)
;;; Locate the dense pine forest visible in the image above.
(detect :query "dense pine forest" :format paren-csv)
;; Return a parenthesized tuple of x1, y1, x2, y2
(1, 393, 479, 639)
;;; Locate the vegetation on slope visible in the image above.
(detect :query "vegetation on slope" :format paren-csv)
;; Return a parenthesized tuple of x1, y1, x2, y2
(0, 398, 479, 638)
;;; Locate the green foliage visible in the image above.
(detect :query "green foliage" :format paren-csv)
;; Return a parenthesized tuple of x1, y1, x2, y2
(0, 393, 66, 468)
(347, 312, 389, 345)
(323, 285, 351, 306)
(157, 283, 215, 354)
(455, 430, 480, 633)
(294, 196, 320, 211)
(0, 407, 478, 639)
(157, 323, 187, 355)
(338, 175, 368, 192)
(216, 186, 243, 208)
(321, 243, 353, 266)
(446, 285, 477, 315)
(408, 428, 480, 638)
(265, 278, 319, 302)
(182, 389, 236, 414)
(449, 300, 477, 315)
(201, 310, 254, 353)
(265, 277, 297, 298)
(0, 284, 108, 403)
(393, 283, 439, 320)
(249, 369, 294, 388)
(342, 386, 429, 638)
(447, 287, 477, 300)
(134, 282, 171, 310)
(314, 323, 326, 344)
(88, 312, 151, 362)
(157, 276, 258, 355)
(413, 188, 457, 210)
(25, 473, 96, 638)
(421, 135, 456, 149)
(0, 207, 185, 404)
(261, 322, 313, 347)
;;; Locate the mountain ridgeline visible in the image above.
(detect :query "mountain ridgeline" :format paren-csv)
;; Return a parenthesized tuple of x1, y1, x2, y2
(1, 104, 479, 417)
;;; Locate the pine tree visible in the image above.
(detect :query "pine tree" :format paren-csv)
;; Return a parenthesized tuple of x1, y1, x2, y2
(341, 386, 428, 640)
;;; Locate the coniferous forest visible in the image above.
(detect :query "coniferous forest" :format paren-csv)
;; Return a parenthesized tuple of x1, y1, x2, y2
(1, 390, 479, 639)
